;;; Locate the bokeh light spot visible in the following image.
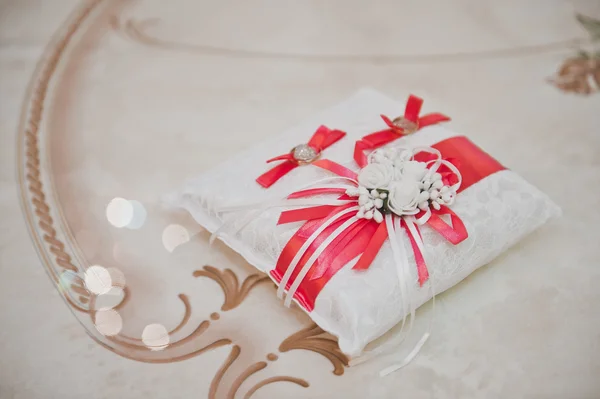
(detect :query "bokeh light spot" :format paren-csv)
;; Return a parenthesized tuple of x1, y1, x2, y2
(126, 200, 147, 230)
(94, 309, 123, 336)
(84, 265, 112, 295)
(106, 197, 133, 228)
(142, 324, 170, 351)
(95, 287, 125, 310)
(162, 224, 190, 253)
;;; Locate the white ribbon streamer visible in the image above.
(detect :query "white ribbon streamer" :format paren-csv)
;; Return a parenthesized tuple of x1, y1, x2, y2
(387, 214, 413, 339)
(276, 206, 359, 300)
(216, 198, 352, 213)
(349, 214, 416, 367)
(350, 213, 437, 376)
(283, 216, 360, 307)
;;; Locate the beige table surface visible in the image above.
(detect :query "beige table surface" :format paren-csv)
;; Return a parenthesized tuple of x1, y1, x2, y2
(1, 1, 600, 398)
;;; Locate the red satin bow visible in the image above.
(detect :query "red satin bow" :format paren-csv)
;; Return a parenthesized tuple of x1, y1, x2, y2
(354, 95, 450, 167)
(270, 136, 506, 312)
(256, 126, 346, 188)
(271, 158, 468, 311)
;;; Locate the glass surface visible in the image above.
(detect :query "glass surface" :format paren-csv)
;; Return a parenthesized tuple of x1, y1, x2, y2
(16, 0, 599, 396)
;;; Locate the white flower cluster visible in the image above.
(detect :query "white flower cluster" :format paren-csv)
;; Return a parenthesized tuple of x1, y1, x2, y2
(346, 147, 457, 223)
(345, 186, 387, 223)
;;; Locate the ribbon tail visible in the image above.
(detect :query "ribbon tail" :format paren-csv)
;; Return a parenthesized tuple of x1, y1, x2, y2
(352, 221, 388, 270)
(426, 206, 468, 245)
(312, 159, 358, 181)
(275, 205, 358, 300)
(386, 214, 412, 345)
(278, 205, 341, 225)
(256, 161, 298, 188)
(287, 187, 349, 199)
(404, 95, 423, 122)
(309, 219, 373, 281)
(354, 140, 370, 168)
(402, 218, 429, 286)
(307, 125, 330, 149)
(418, 113, 451, 127)
(308, 125, 346, 149)
(283, 216, 360, 307)
(266, 154, 294, 163)
(320, 128, 346, 148)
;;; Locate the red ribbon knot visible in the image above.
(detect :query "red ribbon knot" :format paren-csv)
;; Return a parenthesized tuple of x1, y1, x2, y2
(256, 125, 346, 188)
(354, 94, 450, 167)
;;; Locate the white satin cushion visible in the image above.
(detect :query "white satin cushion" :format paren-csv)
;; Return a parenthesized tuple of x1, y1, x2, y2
(165, 88, 561, 356)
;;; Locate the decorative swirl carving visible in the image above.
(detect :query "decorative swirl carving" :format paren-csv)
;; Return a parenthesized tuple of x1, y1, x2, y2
(18, 0, 106, 311)
(209, 345, 241, 399)
(279, 323, 349, 376)
(244, 376, 309, 399)
(193, 266, 270, 311)
(227, 361, 268, 399)
(95, 294, 205, 349)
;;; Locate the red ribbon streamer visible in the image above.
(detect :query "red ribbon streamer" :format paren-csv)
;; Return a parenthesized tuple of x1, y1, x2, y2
(272, 135, 505, 312)
(354, 95, 450, 167)
(256, 126, 346, 188)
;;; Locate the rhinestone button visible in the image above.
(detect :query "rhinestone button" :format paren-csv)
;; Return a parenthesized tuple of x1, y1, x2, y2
(392, 117, 419, 134)
(292, 144, 319, 164)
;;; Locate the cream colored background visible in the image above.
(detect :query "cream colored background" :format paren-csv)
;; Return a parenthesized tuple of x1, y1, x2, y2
(1, 0, 600, 398)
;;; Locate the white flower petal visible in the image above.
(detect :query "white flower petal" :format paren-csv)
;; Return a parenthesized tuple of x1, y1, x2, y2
(374, 198, 384, 208)
(387, 180, 420, 215)
(384, 148, 397, 159)
(358, 163, 395, 189)
(401, 161, 428, 181)
(373, 210, 384, 223)
(396, 149, 412, 163)
(373, 153, 387, 163)
(418, 191, 430, 202)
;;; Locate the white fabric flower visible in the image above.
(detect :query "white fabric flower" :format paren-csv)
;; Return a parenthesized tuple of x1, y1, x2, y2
(392, 149, 413, 165)
(358, 163, 395, 189)
(387, 179, 421, 215)
(400, 161, 428, 181)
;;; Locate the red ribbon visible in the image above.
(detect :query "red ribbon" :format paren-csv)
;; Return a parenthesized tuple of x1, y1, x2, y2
(269, 136, 506, 311)
(256, 126, 346, 188)
(354, 95, 450, 167)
